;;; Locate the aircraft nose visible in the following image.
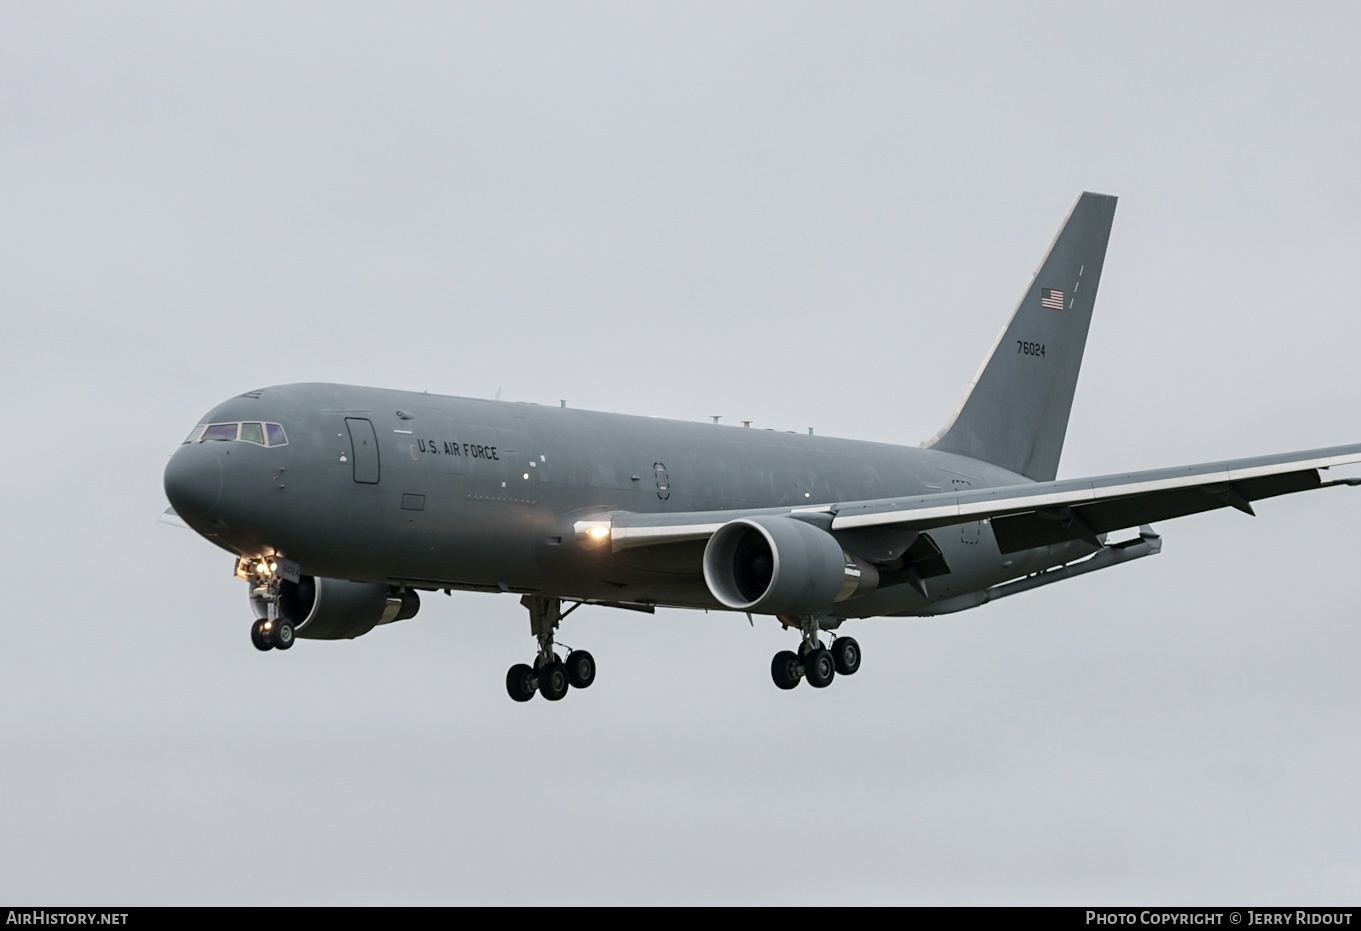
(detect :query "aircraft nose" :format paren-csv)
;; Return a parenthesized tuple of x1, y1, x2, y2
(164, 446, 223, 524)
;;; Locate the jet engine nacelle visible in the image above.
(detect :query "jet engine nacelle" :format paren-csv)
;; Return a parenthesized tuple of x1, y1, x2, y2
(250, 576, 420, 640)
(702, 516, 879, 616)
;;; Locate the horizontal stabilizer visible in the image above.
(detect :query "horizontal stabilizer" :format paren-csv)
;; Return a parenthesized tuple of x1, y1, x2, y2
(921, 525, 1163, 616)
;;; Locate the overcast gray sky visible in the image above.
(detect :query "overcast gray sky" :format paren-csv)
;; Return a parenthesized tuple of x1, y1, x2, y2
(3, 1, 1360, 905)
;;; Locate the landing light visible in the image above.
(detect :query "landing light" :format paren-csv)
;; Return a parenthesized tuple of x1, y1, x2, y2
(573, 520, 613, 547)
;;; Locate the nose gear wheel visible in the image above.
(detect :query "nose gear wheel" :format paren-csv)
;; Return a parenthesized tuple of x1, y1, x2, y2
(246, 564, 294, 652)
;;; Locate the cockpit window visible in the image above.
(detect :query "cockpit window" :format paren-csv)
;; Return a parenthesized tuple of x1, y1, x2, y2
(189, 421, 288, 447)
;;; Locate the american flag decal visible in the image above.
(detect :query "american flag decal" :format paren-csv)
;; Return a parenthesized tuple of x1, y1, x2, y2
(1040, 287, 1065, 311)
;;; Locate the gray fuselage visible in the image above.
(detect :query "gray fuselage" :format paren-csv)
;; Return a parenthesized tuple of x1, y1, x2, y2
(164, 382, 1094, 619)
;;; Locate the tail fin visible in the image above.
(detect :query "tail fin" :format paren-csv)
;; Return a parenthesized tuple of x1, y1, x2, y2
(923, 191, 1117, 481)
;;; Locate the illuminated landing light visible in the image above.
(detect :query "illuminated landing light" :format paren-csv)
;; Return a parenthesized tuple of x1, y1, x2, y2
(573, 520, 613, 547)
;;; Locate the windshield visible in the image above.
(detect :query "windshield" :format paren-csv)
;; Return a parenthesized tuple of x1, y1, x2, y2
(184, 422, 288, 447)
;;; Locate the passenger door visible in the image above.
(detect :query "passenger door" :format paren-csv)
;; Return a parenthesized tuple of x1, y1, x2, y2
(346, 417, 380, 484)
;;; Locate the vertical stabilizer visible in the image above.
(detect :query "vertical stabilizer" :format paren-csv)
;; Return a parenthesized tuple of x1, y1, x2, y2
(923, 192, 1117, 481)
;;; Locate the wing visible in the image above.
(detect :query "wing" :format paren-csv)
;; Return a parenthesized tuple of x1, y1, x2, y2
(583, 444, 1361, 555)
(159, 506, 192, 530)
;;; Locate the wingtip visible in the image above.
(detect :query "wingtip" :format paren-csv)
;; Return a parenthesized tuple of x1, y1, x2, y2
(159, 507, 191, 530)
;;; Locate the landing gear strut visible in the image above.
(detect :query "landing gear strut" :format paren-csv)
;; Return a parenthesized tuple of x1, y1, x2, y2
(769, 616, 860, 691)
(244, 557, 295, 652)
(505, 596, 596, 703)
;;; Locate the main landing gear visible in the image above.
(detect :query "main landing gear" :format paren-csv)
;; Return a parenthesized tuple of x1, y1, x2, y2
(244, 556, 294, 652)
(770, 616, 860, 691)
(506, 596, 596, 703)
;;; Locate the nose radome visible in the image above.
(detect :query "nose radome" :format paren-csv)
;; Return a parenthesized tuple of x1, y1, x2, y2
(164, 447, 223, 524)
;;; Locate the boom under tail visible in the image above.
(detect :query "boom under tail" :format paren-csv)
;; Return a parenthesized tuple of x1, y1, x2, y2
(924, 191, 1117, 481)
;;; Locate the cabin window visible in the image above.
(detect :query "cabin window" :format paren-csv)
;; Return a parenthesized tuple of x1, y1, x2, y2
(182, 425, 206, 444)
(240, 422, 265, 445)
(265, 423, 288, 447)
(202, 423, 239, 442)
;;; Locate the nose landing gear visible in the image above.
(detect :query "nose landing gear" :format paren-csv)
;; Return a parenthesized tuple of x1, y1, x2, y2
(505, 596, 597, 703)
(243, 556, 294, 651)
(250, 617, 294, 651)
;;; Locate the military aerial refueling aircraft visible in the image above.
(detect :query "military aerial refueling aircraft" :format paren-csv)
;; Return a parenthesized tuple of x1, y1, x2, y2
(163, 192, 1361, 702)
